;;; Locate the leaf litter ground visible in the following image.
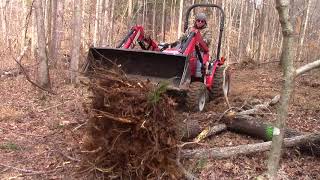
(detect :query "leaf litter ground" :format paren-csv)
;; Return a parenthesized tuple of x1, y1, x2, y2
(0, 62, 319, 179)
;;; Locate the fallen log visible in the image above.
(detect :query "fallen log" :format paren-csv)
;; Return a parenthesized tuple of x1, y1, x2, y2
(182, 133, 320, 159)
(223, 115, 320, 156)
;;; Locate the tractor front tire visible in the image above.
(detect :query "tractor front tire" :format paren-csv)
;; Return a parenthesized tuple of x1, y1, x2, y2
(186, 82, 208, 112)
(210, 66, 230, 100)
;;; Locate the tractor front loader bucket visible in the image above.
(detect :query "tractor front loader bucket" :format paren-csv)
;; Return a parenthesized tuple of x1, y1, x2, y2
(84, 47, 189, 88)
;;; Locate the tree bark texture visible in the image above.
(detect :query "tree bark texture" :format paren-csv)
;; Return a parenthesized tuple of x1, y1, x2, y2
(102, 0, 110, 46)
(128, 0, 133, 17)
(31, 2, 37, 60)
(93, 0, 100, 46)
(0, 0, 9, 47)
(35, 0, 50, 88)
(45, 0, 52, 47)
(70, 0, 82, 84)
(257, 2, 266, 62)
(49, 0, 58, 65)
(237, 0, 244, 62)
(98, 0, 106, 46)
(20, 0, 28, 51)
(152, 0, 157, 39)
(109, 0, 115, 45)
(161, 0, 166, 42)
(223, 115, 320, 156)
(267, 0, 295, 178)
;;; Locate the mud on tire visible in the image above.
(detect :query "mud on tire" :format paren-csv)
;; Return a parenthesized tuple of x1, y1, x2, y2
(186, 82, 208, 112)
(210, 66, 230, 100)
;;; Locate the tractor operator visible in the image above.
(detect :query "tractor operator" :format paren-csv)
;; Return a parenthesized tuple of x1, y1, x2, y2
(174, 12, 212, 79)
(180, 12, 212, 46)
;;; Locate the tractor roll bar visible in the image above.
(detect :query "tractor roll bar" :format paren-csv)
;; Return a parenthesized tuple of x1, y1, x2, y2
(184, 4, 225, 61)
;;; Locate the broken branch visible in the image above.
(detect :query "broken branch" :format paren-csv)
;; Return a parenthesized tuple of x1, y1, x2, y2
(194, 123, 227, 142)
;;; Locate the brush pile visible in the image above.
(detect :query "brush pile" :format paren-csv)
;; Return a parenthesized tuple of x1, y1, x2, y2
(82, 68, 199, 179)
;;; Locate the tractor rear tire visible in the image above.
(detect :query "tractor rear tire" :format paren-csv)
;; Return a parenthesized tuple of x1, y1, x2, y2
(186, 82, 208, 112)
(210, 66, 230, 100)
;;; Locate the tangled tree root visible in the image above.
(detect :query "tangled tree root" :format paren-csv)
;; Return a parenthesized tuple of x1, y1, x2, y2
(81, 68, 198, 179)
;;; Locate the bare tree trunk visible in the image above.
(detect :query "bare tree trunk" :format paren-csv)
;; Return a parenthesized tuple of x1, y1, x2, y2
(128, 0, 133, 17)
(70, 0, 82, 84)
(248, 2, 256, 60)
(161, 0, 166, 42)
(170, 0, 177, 41)
(257, 2, 266, 62)
(0, 0, 9, 47)
(0, 1, 4, 43)
(98, 0, 106, 46)
(31, 3, 37, 60)
(7, 0, 12, 48)
(237, 0, 244, 63)
(269, 8, 278, 61)
(102, 0, 110, 46)
(21, 0, 28, 51)
(152, 0, 157, 39)
(225, 0, 231, 62)
(82, 0, 89, 49)
(46, 0, 52, 47)
(118, 2, 128, 32)
(35, 0, 50, 88)
(142, 0, 146, 26)
(55, 1, 64, 65)
(177, 0, 184, 38)
(87, 0, 95, 45)
(135, 0, 143, 26)
(267, 0, 295, 179)
(110, 0, 115, 45)
(276, 28, 283, 60)
(50, 0, 58, 66)
(127, 0, 132, 29)
(296, 0, 312, 63)
(93, 0, 100, 46)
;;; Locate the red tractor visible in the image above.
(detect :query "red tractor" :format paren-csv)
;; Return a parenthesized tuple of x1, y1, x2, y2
(85, 4, 230, 112)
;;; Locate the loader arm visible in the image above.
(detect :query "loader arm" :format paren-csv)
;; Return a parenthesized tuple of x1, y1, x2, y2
(117, 25, 160, 51)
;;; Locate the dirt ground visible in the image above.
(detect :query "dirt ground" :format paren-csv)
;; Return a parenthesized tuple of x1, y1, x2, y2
(0, 62, 319, 179)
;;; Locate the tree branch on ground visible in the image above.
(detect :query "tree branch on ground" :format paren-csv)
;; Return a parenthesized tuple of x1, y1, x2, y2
(182, 133, 320, 159)
(237, 95, 280, 116)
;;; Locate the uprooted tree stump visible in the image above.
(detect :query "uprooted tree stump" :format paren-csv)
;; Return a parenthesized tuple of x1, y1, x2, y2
(80, 67, 319, 179)
(81, 68, 200, 179)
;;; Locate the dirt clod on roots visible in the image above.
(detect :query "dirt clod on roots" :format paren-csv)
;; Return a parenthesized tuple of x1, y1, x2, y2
(81, 68, 186, 179)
